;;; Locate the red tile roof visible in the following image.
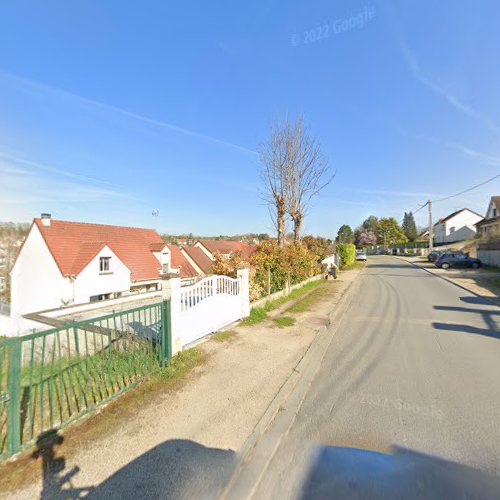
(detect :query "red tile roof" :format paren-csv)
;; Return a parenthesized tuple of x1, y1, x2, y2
(183, 246, 214, 274)
(149, 242, 166, 252)
(197, 239, 255, 260)
(34, 218, 165, 281)
(70, 241, 108, 276)
(168, 245, 199, 278)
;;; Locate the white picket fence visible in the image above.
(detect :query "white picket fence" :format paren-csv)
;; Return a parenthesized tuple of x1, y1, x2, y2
(166, 268, 250, 353)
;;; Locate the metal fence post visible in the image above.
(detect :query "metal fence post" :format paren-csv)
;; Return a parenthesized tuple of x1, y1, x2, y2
(7, 338, 22, 456)
(161, 300, 172, 366)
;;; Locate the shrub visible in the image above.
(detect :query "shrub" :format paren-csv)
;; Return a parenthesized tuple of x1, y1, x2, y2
(211, 240, 323, 300)
(337, 243, 356, 267)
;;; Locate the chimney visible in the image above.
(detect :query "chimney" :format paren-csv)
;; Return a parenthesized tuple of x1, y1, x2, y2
(41, 213, 52, 227)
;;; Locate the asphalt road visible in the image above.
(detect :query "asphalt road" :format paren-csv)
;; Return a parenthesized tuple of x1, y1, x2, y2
(248, 256, 500, 499)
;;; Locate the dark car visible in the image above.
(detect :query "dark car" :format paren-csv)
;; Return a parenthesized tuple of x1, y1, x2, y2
(428, 250, 444, 262)
(435, 253, 481, 270)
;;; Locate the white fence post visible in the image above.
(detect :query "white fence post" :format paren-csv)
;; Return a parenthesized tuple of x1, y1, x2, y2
(162, 275, 182, 355)
(237, 267, 250, 318)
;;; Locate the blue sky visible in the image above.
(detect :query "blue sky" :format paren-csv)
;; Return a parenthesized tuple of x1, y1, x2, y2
(0, 1, 499, 237)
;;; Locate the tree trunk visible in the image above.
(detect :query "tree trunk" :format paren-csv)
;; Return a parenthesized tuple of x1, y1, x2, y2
(277, 196, 286, 248)
(292, 213, 302, 241)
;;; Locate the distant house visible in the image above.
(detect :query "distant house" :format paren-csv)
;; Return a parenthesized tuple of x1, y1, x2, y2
(194, 240, 255, 261)
(475, 196, 500, 237)
(418, 229, 430, 241)
(433, 208, 483, 244)
(181, 246, 214, 276)
(10, 215, 199, 326)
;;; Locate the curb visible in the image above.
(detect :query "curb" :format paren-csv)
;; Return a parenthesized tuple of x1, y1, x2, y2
(398, 257, 500, 307)
(219, 268, 363, 500)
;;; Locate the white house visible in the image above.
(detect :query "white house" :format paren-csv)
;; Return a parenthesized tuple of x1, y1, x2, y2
(433, 208, 483, 244)
(6, 215, 199, 335)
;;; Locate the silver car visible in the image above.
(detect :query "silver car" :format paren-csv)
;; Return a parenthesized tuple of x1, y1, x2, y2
(356, 251, 367, 261)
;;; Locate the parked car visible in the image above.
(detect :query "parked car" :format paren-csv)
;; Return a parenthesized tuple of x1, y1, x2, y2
(435, 253, 481, 270)
(428, 250, 444, 262)
(356, 251, 367, 261)
(375, 248, 389, 255)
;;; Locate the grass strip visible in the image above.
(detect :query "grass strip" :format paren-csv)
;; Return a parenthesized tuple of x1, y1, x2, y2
(273, 317, 296, 328)
(263, 279, 324, 312)
(241, 279, 324, 326)
(210, 331, 236, 342)
(240, 307, 268, 326)
(286, 283, 332, 314)
(154, 348, 204, 383)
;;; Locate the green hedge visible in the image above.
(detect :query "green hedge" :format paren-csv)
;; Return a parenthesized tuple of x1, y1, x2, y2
(337, 243, 356, 267)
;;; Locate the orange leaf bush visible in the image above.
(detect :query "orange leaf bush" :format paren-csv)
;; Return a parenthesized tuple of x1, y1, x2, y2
(212, 238, 330, 301)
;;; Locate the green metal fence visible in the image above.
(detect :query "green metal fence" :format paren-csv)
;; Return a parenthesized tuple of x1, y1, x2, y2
(0, 300, 171, 459)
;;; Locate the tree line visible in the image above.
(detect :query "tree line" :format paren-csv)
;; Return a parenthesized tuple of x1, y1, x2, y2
(336, 212, 420, 247)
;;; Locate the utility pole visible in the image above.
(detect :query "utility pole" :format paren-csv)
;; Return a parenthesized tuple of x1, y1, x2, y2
(427, 200, 433, 251)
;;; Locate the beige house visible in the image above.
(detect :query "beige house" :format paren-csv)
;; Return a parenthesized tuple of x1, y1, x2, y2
(475, 196, 500, 237)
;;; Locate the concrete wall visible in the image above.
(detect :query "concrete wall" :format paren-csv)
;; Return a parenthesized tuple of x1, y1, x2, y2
(478, 250, 500, 267)
(251, 274, 323, 309)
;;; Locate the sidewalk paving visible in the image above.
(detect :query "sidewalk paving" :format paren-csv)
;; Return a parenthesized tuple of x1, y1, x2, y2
(1, 268, 361, 500)
(401, 256, 500, 306)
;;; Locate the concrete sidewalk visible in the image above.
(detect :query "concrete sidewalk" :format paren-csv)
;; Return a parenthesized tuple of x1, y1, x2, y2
(401, 256, 500, 306)
(2, 268, 361, 499)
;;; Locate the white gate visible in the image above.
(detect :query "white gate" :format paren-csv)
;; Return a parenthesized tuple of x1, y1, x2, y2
(169, 270, 249, 348)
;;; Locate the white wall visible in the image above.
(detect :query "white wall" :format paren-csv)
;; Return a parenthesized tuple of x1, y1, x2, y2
(74, 246, 131, 304)
(0, 313, 13, 336)
(10, 224, 72, 324)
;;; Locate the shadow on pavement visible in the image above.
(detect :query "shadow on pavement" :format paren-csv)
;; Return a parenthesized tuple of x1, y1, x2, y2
(87, 439, 236, 500)
(30, 433, 235, 500)
(432, 322, 500, 339)
(460, 296, 499, 306)
(434, 305, 500, 316)
(433, 300, 499, 339)
(32, 429, 94, 499)
(299, 445, 500, 500)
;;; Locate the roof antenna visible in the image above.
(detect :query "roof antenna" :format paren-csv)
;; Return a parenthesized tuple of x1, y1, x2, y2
(152, 209, 159, 232)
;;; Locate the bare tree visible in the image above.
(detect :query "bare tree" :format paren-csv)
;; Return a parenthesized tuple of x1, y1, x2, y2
(259, 114, 332, 245)
(287, 115, 333, 240)
(258, 115, 294, 248)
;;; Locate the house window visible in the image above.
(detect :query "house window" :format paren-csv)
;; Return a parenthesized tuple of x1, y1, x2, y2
(90, 293, 112, 302)
(100, 257, 111, 273)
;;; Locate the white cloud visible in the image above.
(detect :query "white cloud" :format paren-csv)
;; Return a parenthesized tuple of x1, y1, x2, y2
(399, 42, 500, 138)
(0, 69, 258, 157)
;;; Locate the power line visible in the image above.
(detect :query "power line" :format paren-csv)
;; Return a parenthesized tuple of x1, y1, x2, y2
(432, 174, 500, 203)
